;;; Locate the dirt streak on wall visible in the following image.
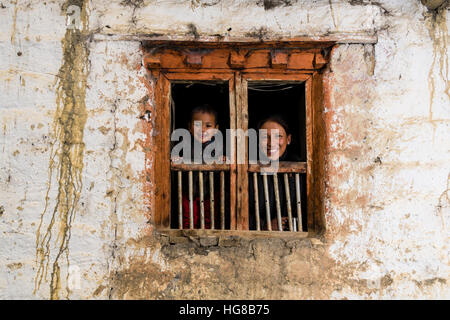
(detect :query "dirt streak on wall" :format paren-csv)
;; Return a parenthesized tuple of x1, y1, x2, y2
(10, 0, 18, 44)
(34, 0, 90, 300)
(425, 5, 449, 121)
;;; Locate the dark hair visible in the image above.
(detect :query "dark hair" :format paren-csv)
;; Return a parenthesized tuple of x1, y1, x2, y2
(257, 114, 291, 135)
(189, 104, 218, 124)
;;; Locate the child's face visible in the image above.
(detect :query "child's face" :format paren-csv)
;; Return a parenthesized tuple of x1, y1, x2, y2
(189, 111, 219, 143)
(259, 120, 291, 160)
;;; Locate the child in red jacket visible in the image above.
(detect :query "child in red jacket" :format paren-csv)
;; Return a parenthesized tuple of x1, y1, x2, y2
(173, 104, 222, 229)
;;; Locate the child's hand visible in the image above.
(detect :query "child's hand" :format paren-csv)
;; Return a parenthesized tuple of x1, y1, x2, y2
(206, 155, 228, 164)
(271, 217, 289, 231)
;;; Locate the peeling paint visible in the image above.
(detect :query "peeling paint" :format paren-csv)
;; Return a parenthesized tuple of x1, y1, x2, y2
(244, 27, 269, 41)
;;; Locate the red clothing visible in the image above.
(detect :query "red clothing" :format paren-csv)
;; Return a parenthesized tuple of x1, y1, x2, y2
(182, 193, 219, 229)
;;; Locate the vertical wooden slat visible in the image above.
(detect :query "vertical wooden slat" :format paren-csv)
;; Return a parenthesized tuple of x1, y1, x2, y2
(178, 171, 182, 229)
(220, 171, 225, 230)
(253, 172, 261, 231)
(199, 171, 205, 229)
(262, 174, 271, 231)
(209, 171, 215, 230)
(295, 173, 303, 232)
(188, 170, 194, 229)
(284, 173, 293, 231)
(273, 173, 282, 231)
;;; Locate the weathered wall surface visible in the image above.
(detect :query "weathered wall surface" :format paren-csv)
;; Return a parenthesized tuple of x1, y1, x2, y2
(0, 0, 448, 299)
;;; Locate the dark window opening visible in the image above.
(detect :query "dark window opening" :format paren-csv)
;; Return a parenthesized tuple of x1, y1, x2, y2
(169, 82, 231, 230)
(247, 82, 307, 232)
(248, 81, 306, 161)
(170, 82, 230, 135)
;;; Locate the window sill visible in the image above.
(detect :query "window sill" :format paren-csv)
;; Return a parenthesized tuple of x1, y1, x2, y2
(156, 229, 319, 247)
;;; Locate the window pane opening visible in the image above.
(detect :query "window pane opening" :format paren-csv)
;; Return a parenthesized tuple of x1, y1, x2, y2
(248, 81, 306, 161)
(170, 81, 231, 230)
(247, 81, 308, 232)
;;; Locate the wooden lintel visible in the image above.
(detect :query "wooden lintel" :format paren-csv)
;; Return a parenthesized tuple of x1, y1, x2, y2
(228, 50, 246, 69)
(185, 51, 203, 68)
(271, 50, 288, 69)
(143, 53, 161, 69)
(314, 53, 327, 69)
(287, 52, 315, 69)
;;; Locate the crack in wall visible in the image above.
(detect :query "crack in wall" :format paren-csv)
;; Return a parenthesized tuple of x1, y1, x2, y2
(120, 0, 144, 33)
(106, 99, 120, 300)
(103, 93, 136, 299)
(329, 0, 338, 30)
(436, 172, 449, 232)
(34, 0, 90, 300)
(347, 0, 392, 16)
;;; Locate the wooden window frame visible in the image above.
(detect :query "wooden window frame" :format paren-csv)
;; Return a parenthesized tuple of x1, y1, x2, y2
(143, 41, 330, 237)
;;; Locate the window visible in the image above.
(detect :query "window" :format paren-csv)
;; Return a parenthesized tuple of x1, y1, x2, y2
(143, 42, 330, 236)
